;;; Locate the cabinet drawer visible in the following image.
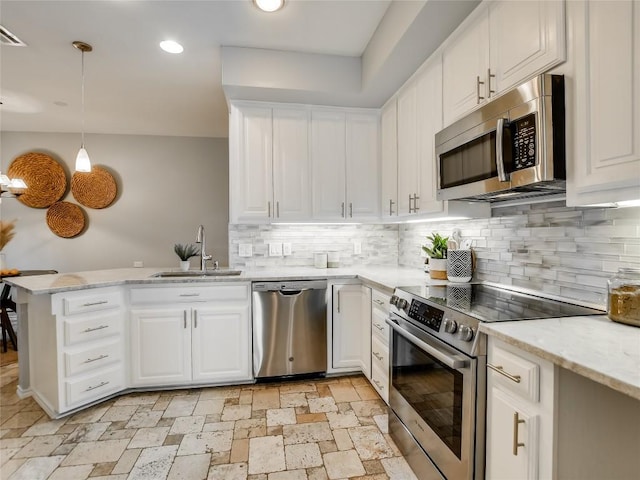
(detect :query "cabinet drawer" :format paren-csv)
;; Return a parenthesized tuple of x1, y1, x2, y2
(62, 290, 122, 316)
(130, 284, 249, 304)
(371, 308, 389, 344)
(370, 362, 389, 403)
(488, 344, 540, 402)
(372, 290, 391, 314)
(63, 311, 122, 346)
(65, 365, 124, 408)
(371, 335, 389, 371)
(64, 339, 122, 377)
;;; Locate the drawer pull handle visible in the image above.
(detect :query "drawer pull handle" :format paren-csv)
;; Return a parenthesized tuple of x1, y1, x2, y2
(488, 363, 521, 383)
(83, 325, 109, 333)
(374, 323, 385, 331)
(82, 300, 108, 307)
(513, 412, 526, 456)
(373, 351, 383, 361)
(373, 299, 385, 306)
(84, 354, 108, 364)
(373, 379, 384, 389)
(84, 380, 109, 392)
(194, 310, 198, 329)
(179, 293, 200, 297)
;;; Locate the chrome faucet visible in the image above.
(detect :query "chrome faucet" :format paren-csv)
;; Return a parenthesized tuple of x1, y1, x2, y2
(195, 224, 213, 271)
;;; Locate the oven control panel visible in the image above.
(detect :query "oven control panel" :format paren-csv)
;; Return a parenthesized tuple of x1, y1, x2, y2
(408, 300, 444, 332)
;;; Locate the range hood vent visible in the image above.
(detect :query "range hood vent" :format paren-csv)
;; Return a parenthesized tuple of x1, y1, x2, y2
(0, 25, 27, 46)
(458, 181, 567, 203)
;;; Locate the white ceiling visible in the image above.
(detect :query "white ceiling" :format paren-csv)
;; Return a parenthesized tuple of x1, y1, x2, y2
(0, 0, 477, 138)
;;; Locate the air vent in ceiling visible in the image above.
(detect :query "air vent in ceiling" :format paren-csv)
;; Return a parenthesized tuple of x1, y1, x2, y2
(0, 25, 27, 46)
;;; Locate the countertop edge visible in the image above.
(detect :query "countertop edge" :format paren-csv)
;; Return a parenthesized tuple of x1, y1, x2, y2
(479, 321, 640, 402)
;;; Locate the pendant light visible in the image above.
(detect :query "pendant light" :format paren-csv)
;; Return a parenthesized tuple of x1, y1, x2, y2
(73, 41, 92, 172)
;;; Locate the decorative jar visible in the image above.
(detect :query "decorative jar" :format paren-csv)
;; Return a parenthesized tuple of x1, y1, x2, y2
(607, 268, 640, 327)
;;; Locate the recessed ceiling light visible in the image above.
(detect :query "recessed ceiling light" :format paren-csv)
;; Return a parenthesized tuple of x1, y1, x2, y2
(254, 0, 285, 13)
(159, 40, 183, 54)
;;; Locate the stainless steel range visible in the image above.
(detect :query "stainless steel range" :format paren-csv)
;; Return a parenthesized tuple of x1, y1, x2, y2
(387, 283, 604, 480)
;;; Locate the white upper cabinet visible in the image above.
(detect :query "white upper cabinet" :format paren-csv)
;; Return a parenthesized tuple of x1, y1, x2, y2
(566, 0, 640, 206)
(311, 110, 347, 221)
(397, 82, 419, 216)
(311, 109, 379, 221)
(346, 112, 380, 220)
(380, 100, 398, 218)
(230, 104, 311, 223)
(272, 108, 311, 220)
(443, 0, 566, 126)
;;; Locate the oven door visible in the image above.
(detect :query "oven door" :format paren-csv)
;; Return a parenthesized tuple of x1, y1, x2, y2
(387, 314, 477, 480)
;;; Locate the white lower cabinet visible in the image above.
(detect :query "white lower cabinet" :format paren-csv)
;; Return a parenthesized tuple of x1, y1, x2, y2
(369, 289, 391, 404)
(331, 283, 371, 376)
(486, 338, 554, 480)
(129, 283, 252, 388)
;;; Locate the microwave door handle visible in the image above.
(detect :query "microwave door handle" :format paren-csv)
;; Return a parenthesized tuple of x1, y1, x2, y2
(496, 118, 509, 182)
(385, 318, 468, 369)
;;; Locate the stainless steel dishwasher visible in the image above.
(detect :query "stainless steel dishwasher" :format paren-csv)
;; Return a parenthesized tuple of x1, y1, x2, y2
(252, 280, 327, 379)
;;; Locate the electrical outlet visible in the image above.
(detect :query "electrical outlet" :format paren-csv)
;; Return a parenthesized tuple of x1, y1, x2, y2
(269, 243, 283, 257)
(239, 244, 253, 257)
(133, 261, 144, 268)
(353, 241, 362, 255)
(282, 243, 292, 256)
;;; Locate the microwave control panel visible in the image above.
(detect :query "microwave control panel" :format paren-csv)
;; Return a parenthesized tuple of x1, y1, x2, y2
(511, 113, 537, 170)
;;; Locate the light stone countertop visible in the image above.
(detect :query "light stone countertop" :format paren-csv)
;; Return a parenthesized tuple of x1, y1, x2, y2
(4, 265, 434, 295)
(479, 316, 640, 401)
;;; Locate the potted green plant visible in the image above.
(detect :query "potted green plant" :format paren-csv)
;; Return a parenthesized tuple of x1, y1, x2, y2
(174, 243, 199, 271)
(422, 232, 448, 280)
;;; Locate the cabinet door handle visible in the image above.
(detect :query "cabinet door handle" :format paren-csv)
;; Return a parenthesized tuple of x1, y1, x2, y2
(183, 311, 187, 329)
(179, 293, 200, 297)
(194, 310, 198, 329)
(276, 201, 280, 218)
(83, 354, 108, 364)
(268, 201, 271, 218)
(82, 300, 108, 307)
(84, 380, 109, 392)
(341, 202, 345, 218)
(336, 291, 340, 313)
(413, 194, 420, 212)
(513, 412, 526, 456)
(83, 325, 108, 333)
(408, 194, 413, 213)
(487, 68, 496, 98)
(488, 363, 521, 383)
(349, 202, 353, 218)
(373, 351, 383, 361)
(389, 199, 395, 216)
(476, 75, 485, 104)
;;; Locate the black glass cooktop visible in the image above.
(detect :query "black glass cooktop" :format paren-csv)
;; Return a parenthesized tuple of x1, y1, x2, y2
(398, 283, 605, 323)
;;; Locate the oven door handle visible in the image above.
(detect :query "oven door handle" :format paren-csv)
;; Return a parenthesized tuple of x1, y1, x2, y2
(386, 319, 468, 370)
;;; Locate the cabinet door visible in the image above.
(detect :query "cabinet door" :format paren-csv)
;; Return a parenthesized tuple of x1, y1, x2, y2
(489, 0, 565, 93)
(442, 8, 490, 125)
(233, 106, 273, 222)
(486, 388, 539, 480)
(192, 305, 251, 383)
(332, 284, 370, 375)
(346, 112, 380, 220)
(380, 100, 398, 218)
(311, 110, 346, 220)
(396, 82, 419, 216)
(273, 108, 311, 221)
(130, 308, 191, 386)
(567, 0, 640, 205)
(415, 56, 444, 215)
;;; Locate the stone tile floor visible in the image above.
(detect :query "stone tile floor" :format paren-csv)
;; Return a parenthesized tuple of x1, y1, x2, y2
(0, 363, 418, 480)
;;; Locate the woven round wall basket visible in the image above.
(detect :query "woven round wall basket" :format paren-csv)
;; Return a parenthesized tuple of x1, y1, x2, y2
(7, 152, 67, 208)
(71, 166, 117, 209)
(46, 202, 86, 238)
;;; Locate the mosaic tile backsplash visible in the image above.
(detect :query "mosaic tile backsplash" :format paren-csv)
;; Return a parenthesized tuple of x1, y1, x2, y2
(399, 202, 640, 306)
(229, 203, 640, 306)
(229, 224, 398, 269)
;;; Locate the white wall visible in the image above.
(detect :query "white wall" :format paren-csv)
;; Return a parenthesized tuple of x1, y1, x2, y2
(0, 132, 229, 273)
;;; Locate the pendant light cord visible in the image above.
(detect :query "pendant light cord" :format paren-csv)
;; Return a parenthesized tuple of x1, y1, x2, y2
(81, 49, 85, 147)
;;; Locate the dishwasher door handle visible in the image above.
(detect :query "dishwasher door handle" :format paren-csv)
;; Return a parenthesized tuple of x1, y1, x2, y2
(278, 289, 304, 296)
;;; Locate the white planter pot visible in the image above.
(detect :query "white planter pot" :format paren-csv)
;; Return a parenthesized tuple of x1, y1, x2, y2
(428, 258, 447, 280)
(179, 260, 190, 271)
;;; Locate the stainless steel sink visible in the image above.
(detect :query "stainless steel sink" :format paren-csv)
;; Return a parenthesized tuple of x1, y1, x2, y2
(151, 270, 242, 278)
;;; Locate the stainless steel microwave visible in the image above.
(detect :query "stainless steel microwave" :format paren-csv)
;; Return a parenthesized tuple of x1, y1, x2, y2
(435, 74, 565, 202)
